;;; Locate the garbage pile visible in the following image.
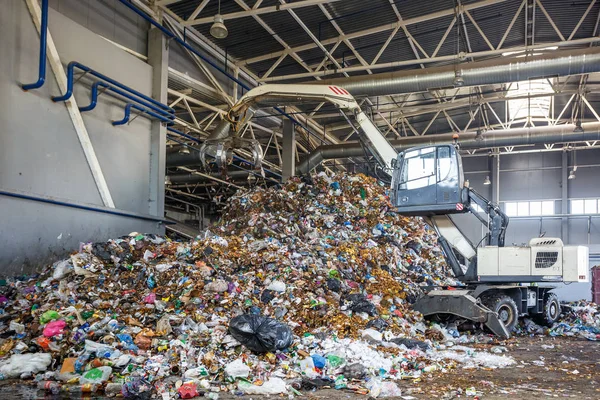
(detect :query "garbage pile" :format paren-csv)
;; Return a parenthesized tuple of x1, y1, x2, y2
(520, 301, 600, 341)
(0, 173, 515, 398)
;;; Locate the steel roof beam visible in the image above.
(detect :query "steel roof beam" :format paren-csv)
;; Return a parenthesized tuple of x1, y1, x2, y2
(239, 0, 507, 66)
(183, 0, 344, 25)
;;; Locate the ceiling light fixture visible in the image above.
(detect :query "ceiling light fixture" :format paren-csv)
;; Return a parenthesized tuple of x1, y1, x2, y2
(453, 69, 464, 87)
(165, 176, 172, 186)
(569, 148, 578, 179)
(483, 176, 491, 185)
(573, 120, 584, 133)
(178, 146, 191, 155)
(210, 0, 228, 39)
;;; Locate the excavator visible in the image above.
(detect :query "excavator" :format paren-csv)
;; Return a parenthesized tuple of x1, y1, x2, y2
(198, 84, 589, 338)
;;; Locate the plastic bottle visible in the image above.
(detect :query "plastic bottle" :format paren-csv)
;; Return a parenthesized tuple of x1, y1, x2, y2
(89, 359, 113, 368)
(88, 316, 111, 332)
(62, 383, 99, 394)
(37, 381, 60, 395)
(74, 353, 90, 373)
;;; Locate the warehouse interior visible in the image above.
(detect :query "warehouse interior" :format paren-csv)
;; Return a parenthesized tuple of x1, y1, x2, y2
(2, 0, 600, 397)
(3, 0, 600, 281)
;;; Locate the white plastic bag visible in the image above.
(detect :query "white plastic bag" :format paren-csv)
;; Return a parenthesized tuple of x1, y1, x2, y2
(225, 358, 250, 379)
(237, 377, 287, 394)
(0, 353, 52, 378)
(53, 259, 73, 280)
(267, 280, 286, 292)
(361, 328, 383, 343)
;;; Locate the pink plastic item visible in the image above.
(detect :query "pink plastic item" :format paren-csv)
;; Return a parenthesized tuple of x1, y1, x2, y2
(143, 293, 156, 304)
(43, 320, 67, 337)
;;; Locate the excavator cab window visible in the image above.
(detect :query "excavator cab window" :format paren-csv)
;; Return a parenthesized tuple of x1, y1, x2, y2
(392, 145, 464, 215)
(399, 147, 436, 190)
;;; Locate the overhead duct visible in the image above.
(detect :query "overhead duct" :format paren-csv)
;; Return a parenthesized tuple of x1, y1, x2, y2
(167, 170, 248, 184)
(296, 122, 600, 174)
(314, 48, 600, 97)
(167, 150, 203, 167)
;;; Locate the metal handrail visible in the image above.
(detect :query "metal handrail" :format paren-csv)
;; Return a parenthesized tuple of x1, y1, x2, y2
(52, 61, 174, 114)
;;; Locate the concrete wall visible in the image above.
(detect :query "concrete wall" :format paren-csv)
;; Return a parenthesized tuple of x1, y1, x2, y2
(49, 0, 149, 56)
(0, 1, 161, 273)
(454, 148, 600, 301)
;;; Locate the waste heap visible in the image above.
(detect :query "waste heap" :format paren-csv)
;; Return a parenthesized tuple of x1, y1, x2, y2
(520, 300, 600, 341)
(0, 173, 514, 398)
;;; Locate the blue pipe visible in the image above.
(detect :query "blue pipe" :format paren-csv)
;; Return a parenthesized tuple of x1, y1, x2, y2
(52, 61, 174, 114)
(80, 81, 174, 119)
(0, 189, 173, 224)
(166, 127, 282, 180)
(117, 0, 324, 144)
(22, 0, 49, 91)
(113, 103, 175, 126)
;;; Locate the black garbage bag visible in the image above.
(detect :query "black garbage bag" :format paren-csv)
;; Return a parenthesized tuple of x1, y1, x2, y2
(366, 318, 389, 331)
(343, 363, 366, 379)
(389, 337, 431, 350)
(91, 242, 113, 262)
(260, 289, 276, 304)
(326, 278, 341, 292)
(344, 293, 378, 316)
(229, 314, 293, 353)
(301, 377, 335, 390)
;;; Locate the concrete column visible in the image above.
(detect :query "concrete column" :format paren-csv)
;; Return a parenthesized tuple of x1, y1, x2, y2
(561, 150, 569, 244)
(282, 118, 296, 180)
(148, 27, 168, 220)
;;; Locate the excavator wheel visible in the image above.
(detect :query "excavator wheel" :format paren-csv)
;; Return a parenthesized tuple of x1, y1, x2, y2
(533, 293, 561, 326)
(482, 295, 519, 332)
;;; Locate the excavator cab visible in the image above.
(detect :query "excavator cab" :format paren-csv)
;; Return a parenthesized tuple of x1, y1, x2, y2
(391, 145, 467, 215)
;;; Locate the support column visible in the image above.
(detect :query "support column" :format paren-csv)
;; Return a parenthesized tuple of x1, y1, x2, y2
(561, 150, 569, 244)
(148, 27, 168, 219)
(282, 118, 296, 181)
(491, 150, 500, 204)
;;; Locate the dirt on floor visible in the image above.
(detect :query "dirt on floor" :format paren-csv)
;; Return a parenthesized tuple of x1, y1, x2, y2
(0, 336, 598, 399)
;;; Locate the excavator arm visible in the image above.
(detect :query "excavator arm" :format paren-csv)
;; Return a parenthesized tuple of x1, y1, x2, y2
(201, 84, 398, 172)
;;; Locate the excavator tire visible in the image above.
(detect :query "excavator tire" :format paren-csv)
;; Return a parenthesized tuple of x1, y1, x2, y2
(482, 295, 519, 332)
(533, 293, 561, 326)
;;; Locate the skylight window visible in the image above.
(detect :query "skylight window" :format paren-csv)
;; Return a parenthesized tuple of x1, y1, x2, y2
(506, 79, 554, 121)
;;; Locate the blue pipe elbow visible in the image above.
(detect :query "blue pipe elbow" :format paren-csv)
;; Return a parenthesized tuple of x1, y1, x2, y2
(22, 0, 49, 91)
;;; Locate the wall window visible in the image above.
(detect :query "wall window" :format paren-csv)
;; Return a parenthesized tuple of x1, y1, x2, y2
(505, 200, 555, 217)
(570, 199, 600, 214)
